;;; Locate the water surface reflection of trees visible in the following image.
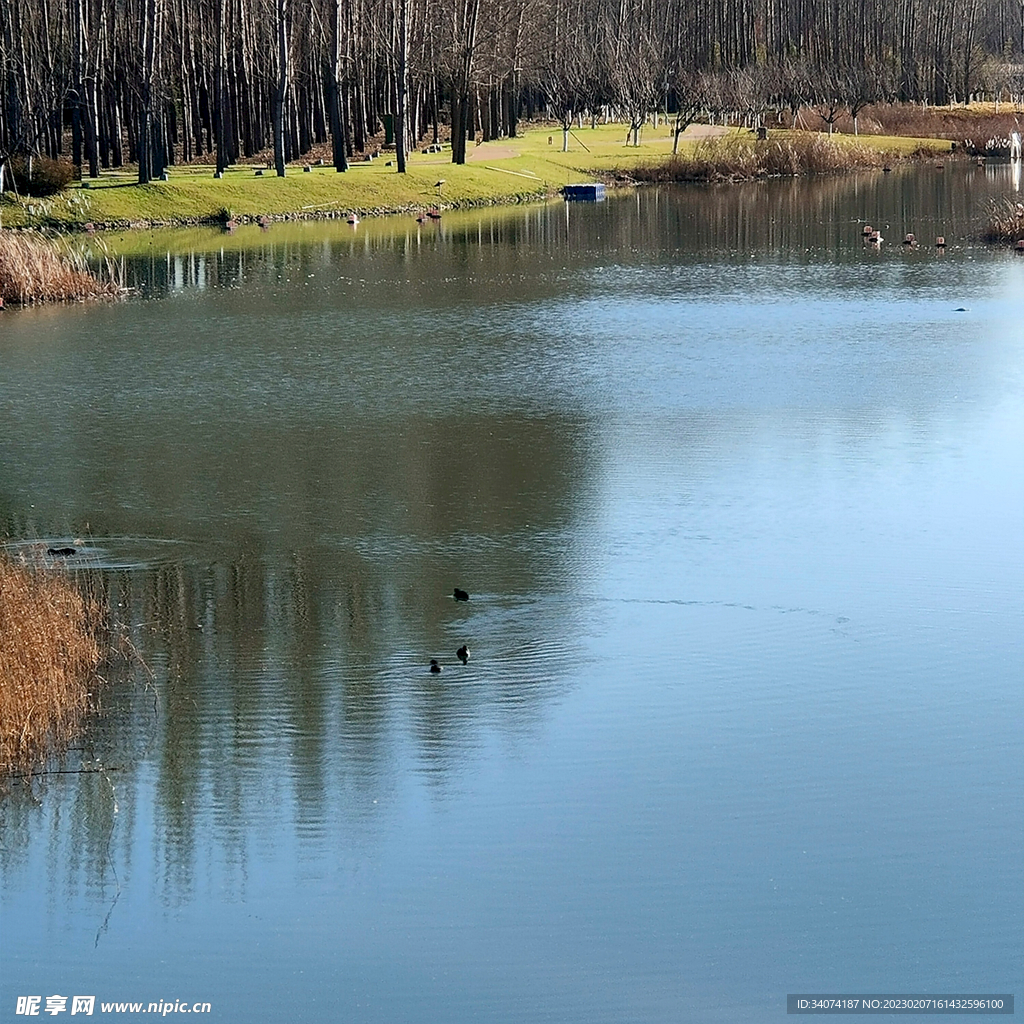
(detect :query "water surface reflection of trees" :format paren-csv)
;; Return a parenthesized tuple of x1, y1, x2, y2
(0, 407, 598, 902)
(118, 163, 1013, 299)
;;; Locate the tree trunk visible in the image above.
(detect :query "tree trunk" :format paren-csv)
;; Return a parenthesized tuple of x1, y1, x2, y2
(215, 0, 229, 173)
(451, 90, 466, 163)
(138, 0, 161, 184)
(274, 0, 289, 177)
(450, 0, 481, 165)
(395, 0, 408, 172)
(329, 0, 348, 171)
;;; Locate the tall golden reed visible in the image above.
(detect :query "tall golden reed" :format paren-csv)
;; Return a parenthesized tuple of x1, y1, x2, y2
(0, 230, 120, 305)
(982, 198, 1024, 245)
(625, 133, 903, 183)
(0, 555, 103, 777)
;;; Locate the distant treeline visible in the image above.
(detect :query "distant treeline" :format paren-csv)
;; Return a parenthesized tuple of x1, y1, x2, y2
(2, 0, 1023, 185)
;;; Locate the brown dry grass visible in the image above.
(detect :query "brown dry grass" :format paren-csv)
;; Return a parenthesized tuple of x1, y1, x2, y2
(982, 197, 1024, 244)
(0, 554, 104, 776)
(836, 105, 1023, 150)
(626, 133, 897, 183)
(0, 230, 120, 305)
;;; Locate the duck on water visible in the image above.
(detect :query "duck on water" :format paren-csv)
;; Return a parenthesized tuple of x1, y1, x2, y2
(430, 647, 470, 672)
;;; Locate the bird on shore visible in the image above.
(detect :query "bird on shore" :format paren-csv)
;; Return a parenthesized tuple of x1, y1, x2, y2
(453, 588, 469, 602)
(456, 645, 470, 664)
(429, 659, 442, 673)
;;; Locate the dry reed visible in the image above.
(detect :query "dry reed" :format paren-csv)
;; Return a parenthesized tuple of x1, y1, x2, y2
(0, 554, 103, 776)
(625, 133, 901, 183)
(982, 197, 1024, 244)
(846, 105, 1023, 151)
(0, 230, 120, 305)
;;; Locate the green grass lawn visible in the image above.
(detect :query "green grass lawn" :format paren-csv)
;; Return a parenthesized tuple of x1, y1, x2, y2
(0, 123, 953, 231)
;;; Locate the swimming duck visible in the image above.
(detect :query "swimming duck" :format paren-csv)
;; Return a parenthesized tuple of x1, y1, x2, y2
(453, 588, 469, 602)
(456, 645, 470, 664)
(429, 659, 442, 673)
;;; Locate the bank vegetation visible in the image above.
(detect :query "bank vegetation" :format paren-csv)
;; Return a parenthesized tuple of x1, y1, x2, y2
(0, 230, 121, 303)
(0, 555, 104, 778)
(623, 132, 935, 182)
(983, 196, 1024, 244)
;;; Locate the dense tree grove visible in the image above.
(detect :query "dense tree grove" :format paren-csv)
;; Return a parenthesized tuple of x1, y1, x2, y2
(2, 0, 1024, 187)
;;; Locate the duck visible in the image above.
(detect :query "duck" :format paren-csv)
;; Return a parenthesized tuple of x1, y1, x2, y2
(456, 645, 470, 664)
(47, 546, 76, 557)
(453, 588, 469, 602)
(429, 659, 442, 673)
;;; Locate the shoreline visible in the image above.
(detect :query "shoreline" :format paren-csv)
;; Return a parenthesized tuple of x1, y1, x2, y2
(0, 124, 956, 235)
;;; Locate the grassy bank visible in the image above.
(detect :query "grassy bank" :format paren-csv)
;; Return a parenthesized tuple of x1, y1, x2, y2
(0, 123, 951, 232)
(0, 555, 103, 777)
(0, 230, 121, 304)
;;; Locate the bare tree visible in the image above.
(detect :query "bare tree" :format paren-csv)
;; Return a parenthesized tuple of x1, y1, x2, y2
(4, 0, 1024, 195)
(668, 69, 710, 153)
(137, 0, 163, 183)
(327, 0, 348, 171)
(610, 2, 662, 148)
(810, 63, 846, 134)
(274, 0, 290, 176)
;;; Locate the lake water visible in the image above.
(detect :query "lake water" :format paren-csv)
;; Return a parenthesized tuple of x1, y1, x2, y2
(1, 165, 1022, 1023)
